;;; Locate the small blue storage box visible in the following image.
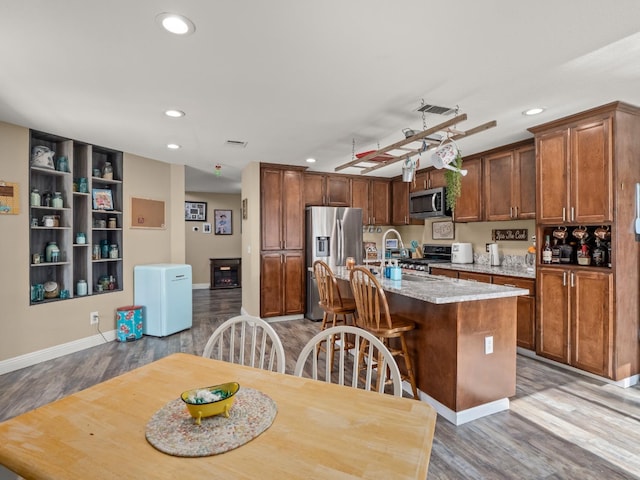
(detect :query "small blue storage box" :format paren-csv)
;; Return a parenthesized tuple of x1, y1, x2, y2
(116, 305, 144, 342)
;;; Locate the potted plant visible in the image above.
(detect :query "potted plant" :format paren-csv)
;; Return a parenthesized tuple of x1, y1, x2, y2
(444, 152, 463, 211)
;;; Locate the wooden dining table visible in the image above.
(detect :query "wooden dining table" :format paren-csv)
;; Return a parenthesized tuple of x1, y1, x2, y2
(0, 353, 437, 479)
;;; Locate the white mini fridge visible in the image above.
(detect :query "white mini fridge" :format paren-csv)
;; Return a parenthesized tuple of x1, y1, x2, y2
(134, 264, 193, 337)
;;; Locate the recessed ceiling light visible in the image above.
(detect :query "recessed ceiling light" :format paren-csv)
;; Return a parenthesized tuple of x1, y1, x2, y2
(523, 107, 545, 116)
(165, 109, 185, 118)
(306, 158, 316, 163)
(167, 143, 181, 150)
(155, 13, 195, 35)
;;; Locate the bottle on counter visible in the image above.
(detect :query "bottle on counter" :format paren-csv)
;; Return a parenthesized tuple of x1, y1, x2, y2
(577, 240, 590, 265)
(592, 239, 606, 267)
(542, 235, 552, 264)
(551, 238, 561, 264)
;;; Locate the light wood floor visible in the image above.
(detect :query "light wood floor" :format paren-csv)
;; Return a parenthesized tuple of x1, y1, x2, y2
(1, 288, 639, 479)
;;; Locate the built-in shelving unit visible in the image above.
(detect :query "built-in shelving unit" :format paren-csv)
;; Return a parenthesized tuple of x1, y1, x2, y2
(29, 130, 123, 304)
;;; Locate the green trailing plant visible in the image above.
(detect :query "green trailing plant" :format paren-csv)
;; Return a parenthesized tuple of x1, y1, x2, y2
(444, 152, 463, 211)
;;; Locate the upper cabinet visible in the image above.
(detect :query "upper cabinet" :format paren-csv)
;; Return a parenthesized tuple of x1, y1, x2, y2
(351, 177, 390, 225)
(410, 168, 446, 192)
(260, 166, 304, 251)
(453, 156, 483, 223)
(529, 101, 640, 382)
(303, 173, 350, 207)
(483, 140, 535, 221)
(531, 114, 612, 224)
(29, 130, 123, 304)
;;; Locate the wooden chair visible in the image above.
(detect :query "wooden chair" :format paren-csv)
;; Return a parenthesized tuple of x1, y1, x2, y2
(202, 314, 286, 373)
(349, 267, 419, 398)
(313, 260, 358, 362)
(313, 260, 357, 331)
(294, 325, 403, 396)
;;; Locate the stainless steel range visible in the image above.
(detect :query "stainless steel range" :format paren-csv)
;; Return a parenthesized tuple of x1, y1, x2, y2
(398, 244, 452, 272)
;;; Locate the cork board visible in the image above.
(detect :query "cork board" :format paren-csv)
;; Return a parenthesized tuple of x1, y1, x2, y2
(131, 197, 165, 229)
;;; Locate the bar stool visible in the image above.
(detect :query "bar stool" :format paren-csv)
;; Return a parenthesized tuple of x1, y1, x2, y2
(313, 260, 357, 362)
(349, 266, 419, 398)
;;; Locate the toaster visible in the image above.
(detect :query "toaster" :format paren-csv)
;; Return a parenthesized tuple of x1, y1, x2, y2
(451, 243, 474, 264)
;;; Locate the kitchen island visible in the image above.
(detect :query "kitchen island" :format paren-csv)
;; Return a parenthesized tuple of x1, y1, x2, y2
(333, 266, 529, 425)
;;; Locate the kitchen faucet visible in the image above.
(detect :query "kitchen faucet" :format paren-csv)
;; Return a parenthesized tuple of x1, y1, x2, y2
(381, 228, 405, 267)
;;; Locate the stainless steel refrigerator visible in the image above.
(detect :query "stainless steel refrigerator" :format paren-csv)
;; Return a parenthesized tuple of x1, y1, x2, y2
(306, 206, 363, 320)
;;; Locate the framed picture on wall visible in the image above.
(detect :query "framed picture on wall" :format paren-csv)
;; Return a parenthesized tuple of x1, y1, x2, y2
(185, 201, 207, 221)
(432, 220, 455, 240)
(214, 209, 232, 235)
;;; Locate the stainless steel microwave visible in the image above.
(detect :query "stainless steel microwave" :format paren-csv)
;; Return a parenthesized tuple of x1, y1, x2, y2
(409, 187, 452, 218)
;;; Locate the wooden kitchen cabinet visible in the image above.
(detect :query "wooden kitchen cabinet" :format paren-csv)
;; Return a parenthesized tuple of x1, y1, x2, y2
(260, 252, 305, 317)
(391, 178, 422, 225)
(452, 156, 483, 222)
(429, 267, 458, 279)
(261, 167, 304, 251)
(493, 275, 536, 351)
(260, 164, 305, 318)
(410, 168, 446, 192)
(303, 173, 350, 206)
(532, 114, 612, 224)
(391, 179, 410, 225)
(537, 267, 612, 376)
(530, 102, 640, 382)
(430, 267, 536, 351)
(483, 140, 535, 221)
(351, 177, 390, 225)
(457, 271, 490, 283)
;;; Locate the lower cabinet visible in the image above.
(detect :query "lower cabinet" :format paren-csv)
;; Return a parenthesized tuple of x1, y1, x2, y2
(537, 267, 612, 377)
(260, 251, 305, 317)
(492, 275, 535, 351)
(430, 267, 536, 350)
(429, 267, 459, 279)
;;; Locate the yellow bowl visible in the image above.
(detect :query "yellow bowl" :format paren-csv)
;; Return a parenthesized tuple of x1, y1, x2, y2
(181, 382, 240, 425)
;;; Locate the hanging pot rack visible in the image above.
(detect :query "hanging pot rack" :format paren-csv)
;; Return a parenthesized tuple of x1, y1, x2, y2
(335, 113, 497, 175)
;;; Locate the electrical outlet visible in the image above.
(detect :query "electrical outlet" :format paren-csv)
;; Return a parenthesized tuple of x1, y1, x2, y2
(484, 335, 493, 355)
(90, 311, 99, 325)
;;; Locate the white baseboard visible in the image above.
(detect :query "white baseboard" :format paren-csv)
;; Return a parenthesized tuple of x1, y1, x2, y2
(410, 381, 510, 426)
(192, 283, 210, 290)
(0, 330, 117, 376)
(516, 347, 639, 388)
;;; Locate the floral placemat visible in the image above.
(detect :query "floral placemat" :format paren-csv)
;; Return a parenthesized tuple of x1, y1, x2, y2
(145, 387, 277, 457)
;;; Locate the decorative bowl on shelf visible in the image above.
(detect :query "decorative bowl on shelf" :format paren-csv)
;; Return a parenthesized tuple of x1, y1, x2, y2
(181, 382, 240, 425)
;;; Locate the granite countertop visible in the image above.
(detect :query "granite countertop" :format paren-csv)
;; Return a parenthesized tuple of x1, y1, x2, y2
(429, 262, 536, 280)
(333, 266, 529, 305)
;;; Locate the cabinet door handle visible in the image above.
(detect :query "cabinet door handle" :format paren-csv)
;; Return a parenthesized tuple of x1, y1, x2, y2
(571, 207, 575, 222)
(570, 271, 575, 287)
(562, 207, 566, 222)
(514, 206, 518, 218)
(563, 271, 567, 286)
(509, 207, 513, 218)
(503, 283, 516, 288)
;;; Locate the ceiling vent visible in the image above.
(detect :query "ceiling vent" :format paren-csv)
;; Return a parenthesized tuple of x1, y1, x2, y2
(416, 104, 456, 115)
(225, 140, 248, 148)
